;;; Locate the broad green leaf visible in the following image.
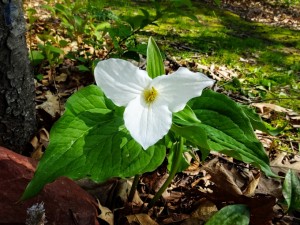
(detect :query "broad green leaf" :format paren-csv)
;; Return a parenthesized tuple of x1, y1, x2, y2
(205, 204, 250, 225)
(59, 40, 69, 48)
(77, 65, 90, 72)
(95, 22, 111, 30)
(171, 0, 193, 8)
(37, 34, 56, 43)
(21, 85, 166, 200)
(173, 105, 201, 126)
(26, 8, 37, 15)
(214, 0, 221, 7)
(172, 106, 209, 159)
(41, 4, 56, 15)
(29, 51, 45, 66)
(190, 90, 276, 177)
(146, 37, 164, 78)
(283, 169, 300, 212)
(46, 45, 64, 55)
(26, 8, 38, 24)
(171, 124, 210, 160)
(124, 12, 150, 30)
(240, 105, 286, 136)
(140, 8, 150, 19)
(36, 74, 44, 81)
(130, 43, 147, 56)
(122, 51, 140, 61)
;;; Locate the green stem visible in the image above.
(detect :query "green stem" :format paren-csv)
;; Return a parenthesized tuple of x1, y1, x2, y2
(147, 137, 184, 209)
(128, 174, 140, 202)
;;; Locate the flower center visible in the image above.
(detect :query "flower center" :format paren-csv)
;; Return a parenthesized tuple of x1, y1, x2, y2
(143, 87, 158, 104)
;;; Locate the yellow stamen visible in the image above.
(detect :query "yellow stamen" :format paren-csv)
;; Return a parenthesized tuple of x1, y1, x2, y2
(143, 87, 158, 104)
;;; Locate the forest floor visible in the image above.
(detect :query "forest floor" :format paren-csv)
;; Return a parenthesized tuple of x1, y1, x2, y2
(20, 0, 300, 224)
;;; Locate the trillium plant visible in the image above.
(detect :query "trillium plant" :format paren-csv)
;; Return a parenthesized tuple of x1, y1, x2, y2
(94, 58, 214, 150)
(22, 37, 276, 209)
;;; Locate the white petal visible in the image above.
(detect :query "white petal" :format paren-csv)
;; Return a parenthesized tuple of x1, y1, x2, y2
(124, 96, 172, 150)
(151, 67, 215, 112)
(94, 59, 151, 106)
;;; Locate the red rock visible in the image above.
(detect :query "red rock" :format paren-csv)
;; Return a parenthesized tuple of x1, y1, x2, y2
(0, 146, 100, 225)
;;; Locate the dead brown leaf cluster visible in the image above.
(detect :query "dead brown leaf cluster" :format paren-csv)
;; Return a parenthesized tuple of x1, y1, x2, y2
(222, 0, 300, 30)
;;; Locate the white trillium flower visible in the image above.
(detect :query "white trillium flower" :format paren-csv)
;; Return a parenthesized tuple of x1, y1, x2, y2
(94, 58, 215, 150)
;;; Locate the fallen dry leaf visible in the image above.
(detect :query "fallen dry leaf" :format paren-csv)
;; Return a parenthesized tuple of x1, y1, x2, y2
(255, 130, 273, 149)
(55, 72, 68, 83)
(256, 174, 282, 198)
(191, 198, 218, 222)
(252, 102, 300, 129)
(97, 199, 114, 225)
(201, 157, 276, 225)
(36, 91, 61, 118)
(197, 63, 238, 81)
(251, 102, 289, 118)
(270, 151, 300, 175)
(183, 151, 201, 175)
(203, 158, 243, 196)
(126, 214, 159, 225)
(76, 178, 121, 208)
(117, 179, 144, 205)
(243, 172, 261, 197)
(30, 128, 49, 160)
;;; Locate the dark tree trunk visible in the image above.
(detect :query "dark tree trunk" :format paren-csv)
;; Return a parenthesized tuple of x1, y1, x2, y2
(0, 0, 36, 153)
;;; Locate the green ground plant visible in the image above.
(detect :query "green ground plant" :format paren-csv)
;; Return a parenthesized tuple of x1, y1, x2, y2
(24, 1, 300, 223)
(132, 1, 300, 111)
(25, 0, 300, 163)
(27, 0, 300, 113)
(27, 0, 198, 72)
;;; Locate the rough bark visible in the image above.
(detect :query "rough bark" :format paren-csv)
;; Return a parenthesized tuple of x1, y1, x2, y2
(0, 0, 36, 153)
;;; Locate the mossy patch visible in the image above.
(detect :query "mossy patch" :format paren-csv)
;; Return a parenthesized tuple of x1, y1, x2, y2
(108, 0, 300, 111)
